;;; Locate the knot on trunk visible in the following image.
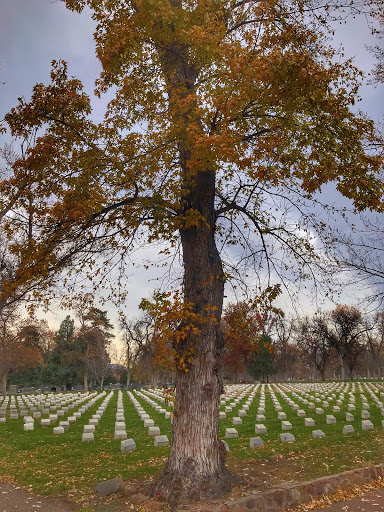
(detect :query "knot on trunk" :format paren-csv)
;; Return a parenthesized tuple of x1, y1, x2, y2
(202, 382, 213, 398)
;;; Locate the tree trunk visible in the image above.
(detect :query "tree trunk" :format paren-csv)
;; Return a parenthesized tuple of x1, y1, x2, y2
(155, 214, 240, 504)
(150, 368, 158, 389)
(126, 368, 131, 386)
(153, 157, 241, 501)
(244, 355, 249, 383)
(83, 368, 89, 392)
(339, 352, 346, 380)
(1, 372, 8, 396)
(154, 30, 242, 505)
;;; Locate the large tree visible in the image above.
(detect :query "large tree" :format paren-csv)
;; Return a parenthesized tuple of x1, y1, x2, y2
(46, 315, 82, 390)
(77, 307, 114, 391)
(3, 0, 384, 503)
(221, 299, 277, 382)
(0, 309, 43, 394)
(296, 313, 333, 380)
(247, 333, 276, 382)
(329, 304, 370, 379)
(120, 313, 159, 387)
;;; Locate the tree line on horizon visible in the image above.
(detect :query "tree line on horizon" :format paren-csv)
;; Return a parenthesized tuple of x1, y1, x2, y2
(4, 300, 384, 394)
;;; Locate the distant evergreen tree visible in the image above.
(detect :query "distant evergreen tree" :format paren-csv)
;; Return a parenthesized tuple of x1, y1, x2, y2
(248, 334, 277, 382)
(45, 316, 82, 389)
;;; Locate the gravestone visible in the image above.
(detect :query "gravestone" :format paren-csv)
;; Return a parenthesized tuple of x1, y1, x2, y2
(280, 433, 295, 443)
(148, 426, 160, 436)
(114, 429, 127, 440)
(362, 420, 373, 431)
(121, 439, 136, 452)
(225, 428, 238, 438)
(154, 435, 169, 447)
(342, 425, 354, 434)
(255, 424, 267, 434)
(250, 437, 264, 448)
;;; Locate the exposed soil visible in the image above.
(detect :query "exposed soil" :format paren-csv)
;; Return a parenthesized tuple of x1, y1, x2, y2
(0, 454, 378, 512)
(0, 457, 297, 512)
(0, 481, 80, 512)
(310, 487, 384, 511)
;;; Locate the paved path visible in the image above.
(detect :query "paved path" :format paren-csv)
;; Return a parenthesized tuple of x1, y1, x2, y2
(311, 486, 384, 511)
(0, 482, 80, 512)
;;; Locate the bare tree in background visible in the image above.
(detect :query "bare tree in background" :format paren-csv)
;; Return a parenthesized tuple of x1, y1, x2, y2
(273, 316, 296, 381)
(121, 313, 157, 387)
(296, 314, 333, 381)
(328, 305, 372, 379)
(85, 329, 111, 390)
(368, 0, 384, 83)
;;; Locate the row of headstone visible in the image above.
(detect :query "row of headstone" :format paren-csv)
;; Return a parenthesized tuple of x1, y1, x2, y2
(114, 391, 127, 440)
(135, 390, 173, 420)
(82, 392, 113, 441)
(127, 391, 169, 447)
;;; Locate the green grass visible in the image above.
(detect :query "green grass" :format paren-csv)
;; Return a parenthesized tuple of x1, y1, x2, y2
(0, 383, 384, 504)
(0, 391, 169, 500)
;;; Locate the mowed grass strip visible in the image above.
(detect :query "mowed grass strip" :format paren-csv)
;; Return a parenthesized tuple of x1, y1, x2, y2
(0, 384, 384, 502)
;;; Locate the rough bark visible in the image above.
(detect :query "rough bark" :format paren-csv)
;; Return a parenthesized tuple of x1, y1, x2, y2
(154, 115, 242, 504)
(154, 186, 241, 504)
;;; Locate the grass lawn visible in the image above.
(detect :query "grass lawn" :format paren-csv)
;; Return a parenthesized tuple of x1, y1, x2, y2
(0, 382, 384, 509)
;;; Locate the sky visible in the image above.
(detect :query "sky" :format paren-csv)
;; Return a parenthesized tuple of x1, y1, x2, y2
(0, 0, 384, 336)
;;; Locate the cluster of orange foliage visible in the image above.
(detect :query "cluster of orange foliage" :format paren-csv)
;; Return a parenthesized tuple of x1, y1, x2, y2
(0, 311, 46, 394)
(140, 290, 220, 372)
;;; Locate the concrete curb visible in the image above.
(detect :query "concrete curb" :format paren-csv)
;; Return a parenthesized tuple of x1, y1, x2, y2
(216, 464, 384, 512)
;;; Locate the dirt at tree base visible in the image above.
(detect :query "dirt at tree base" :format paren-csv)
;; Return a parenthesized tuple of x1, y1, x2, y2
(0, 454, 379, 512)
(0, 481, 80, 512)
(153, 465, 244, 510)
(0, 455, 311, 512)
